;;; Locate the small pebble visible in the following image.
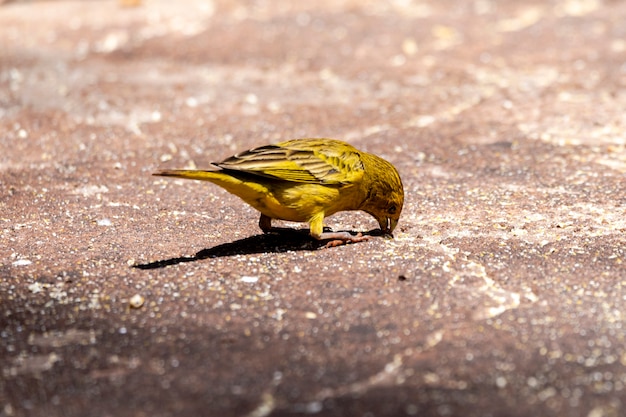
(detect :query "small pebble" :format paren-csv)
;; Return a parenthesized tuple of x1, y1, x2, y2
(129, 294, 145, 309)
(97, 218, 112, 226)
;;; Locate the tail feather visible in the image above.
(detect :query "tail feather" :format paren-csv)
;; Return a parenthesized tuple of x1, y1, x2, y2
(153, 169, 222, 182)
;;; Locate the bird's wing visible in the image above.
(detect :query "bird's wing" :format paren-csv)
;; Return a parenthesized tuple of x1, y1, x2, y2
(215, 140, 365, 185)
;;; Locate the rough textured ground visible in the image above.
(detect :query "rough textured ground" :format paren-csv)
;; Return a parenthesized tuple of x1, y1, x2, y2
(1, 1, 625, 416)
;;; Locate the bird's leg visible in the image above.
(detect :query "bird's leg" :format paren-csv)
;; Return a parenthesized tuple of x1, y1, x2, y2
(259, 213, 273, 233)
(309, 213, 369, 247)
(259, 213, 309, 236)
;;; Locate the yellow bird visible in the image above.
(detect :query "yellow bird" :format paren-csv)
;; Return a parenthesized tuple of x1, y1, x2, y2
(154, 138, 404, 245)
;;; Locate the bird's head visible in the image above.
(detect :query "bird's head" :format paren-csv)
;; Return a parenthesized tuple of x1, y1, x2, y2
(360, 156, 404, 237)
(365, 189, 403, 236)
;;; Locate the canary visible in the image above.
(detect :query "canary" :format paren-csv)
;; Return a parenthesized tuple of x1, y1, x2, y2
(154, 138, 404, 245)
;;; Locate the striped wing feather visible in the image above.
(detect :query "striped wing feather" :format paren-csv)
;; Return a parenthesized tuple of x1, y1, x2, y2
(215, 140, 364, 185)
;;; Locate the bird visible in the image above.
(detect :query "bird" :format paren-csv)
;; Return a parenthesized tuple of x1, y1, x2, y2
(153, 138, 404, 246)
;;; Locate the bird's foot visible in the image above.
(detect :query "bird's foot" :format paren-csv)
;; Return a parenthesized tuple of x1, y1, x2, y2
(320, 231, 370, 248)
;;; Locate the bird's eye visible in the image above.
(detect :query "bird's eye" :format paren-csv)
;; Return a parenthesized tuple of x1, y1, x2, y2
(388, 205, 397, 214)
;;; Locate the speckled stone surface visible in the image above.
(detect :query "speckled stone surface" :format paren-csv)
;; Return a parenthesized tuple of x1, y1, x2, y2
(1, 1, 625, 416)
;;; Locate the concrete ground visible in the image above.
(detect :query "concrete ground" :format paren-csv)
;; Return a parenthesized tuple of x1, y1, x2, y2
(1, 0, 625, 416)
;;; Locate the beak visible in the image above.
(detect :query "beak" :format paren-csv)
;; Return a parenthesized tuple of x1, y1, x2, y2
(379, 217, 397, 238)
(389, 218, 398, 233)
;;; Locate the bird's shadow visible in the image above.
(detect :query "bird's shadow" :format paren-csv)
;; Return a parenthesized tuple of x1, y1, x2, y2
(133, 228, 383, 270)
